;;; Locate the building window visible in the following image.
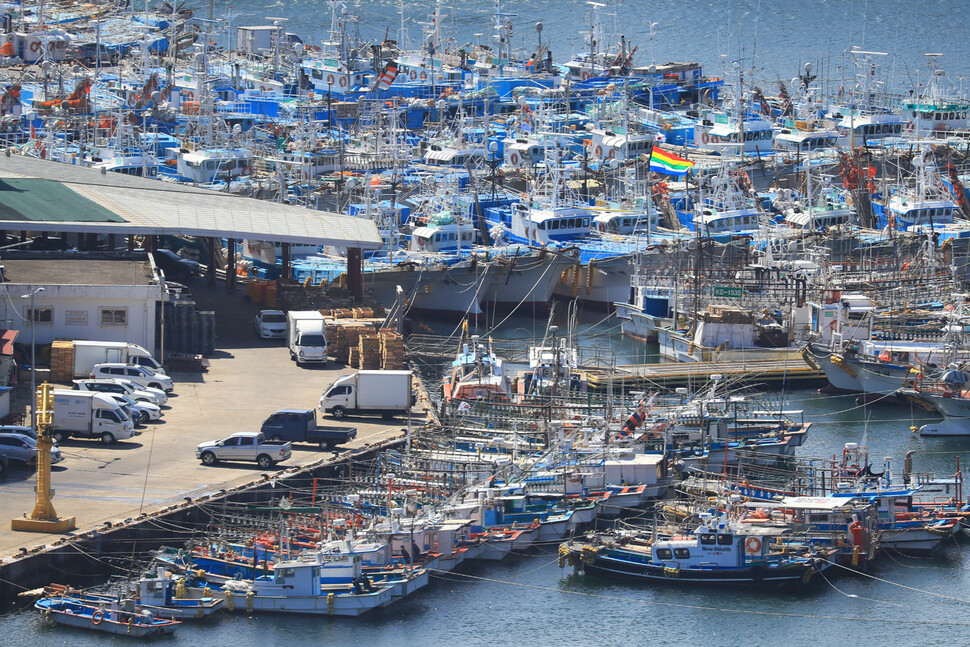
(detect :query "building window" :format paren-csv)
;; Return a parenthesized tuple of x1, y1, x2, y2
(27, 307, 52, 324)
(100, 308, 127, 326)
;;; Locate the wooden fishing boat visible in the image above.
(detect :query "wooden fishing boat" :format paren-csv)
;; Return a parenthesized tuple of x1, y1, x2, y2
(35, 595, 180, 637)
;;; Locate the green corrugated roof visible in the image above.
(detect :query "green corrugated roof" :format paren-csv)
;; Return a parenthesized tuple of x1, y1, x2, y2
(0, 178, 125, 222)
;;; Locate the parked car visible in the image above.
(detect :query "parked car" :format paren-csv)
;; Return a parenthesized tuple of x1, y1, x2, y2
(195, 432, 291, 469)
(90, 364, 174, 392)
(0, 433, 63, 464)
(0, 425, 37, 439)
(254, 310, 287, 339)
(110, 378, 168, 406)
(100, 393, 161, 424)
(73, 378, 167, 406)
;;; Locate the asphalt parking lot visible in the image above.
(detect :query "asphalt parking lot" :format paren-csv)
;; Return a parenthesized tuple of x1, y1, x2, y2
(0, 281, 427, 560)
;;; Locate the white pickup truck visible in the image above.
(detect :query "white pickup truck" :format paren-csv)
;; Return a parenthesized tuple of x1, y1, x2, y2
(195, 432, 292, 469)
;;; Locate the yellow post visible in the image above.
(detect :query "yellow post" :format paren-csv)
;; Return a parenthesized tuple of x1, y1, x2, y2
(12, 383, 76, 532)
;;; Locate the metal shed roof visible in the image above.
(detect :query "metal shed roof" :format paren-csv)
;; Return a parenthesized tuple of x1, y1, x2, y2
(0, 154, 382, 249)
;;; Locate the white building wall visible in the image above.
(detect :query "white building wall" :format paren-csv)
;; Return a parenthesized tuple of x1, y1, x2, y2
(0, 284, 162, 352)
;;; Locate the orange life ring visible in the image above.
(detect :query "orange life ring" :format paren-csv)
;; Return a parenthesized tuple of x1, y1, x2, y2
(607, 148, 616, 159)
(745, 537, 761, 553)
(594, 145, 603, 158)
(339, 76, 347, 88)
(509, 151, 520, 165)
(91, 609, 104, 625)
(702, 132, 709, 144)
(326, 74, 335, 85)
(29, 41, 40, 54)
(420, 71, 428, 81)
(409, 70, 417, 81)
(184, 91, 194, 101)
(581, 70, 590, 80)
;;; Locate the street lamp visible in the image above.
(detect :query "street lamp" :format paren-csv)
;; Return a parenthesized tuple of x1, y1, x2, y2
(21, 287, 44, 429)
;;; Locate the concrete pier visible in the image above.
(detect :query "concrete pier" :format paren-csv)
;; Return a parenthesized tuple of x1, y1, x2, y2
(0, 282, 432, 599)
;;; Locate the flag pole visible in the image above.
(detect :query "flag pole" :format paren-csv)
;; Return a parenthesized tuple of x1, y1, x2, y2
(646, 142, 652, 247)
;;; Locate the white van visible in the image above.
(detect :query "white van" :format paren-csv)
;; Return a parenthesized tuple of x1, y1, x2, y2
(90, 364, 174, 392)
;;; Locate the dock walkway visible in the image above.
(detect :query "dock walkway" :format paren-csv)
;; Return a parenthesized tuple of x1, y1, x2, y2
(585, 358, 824, 390)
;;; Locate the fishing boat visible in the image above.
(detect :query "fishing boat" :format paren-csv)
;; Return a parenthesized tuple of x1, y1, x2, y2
(35, 595, 180, 637)
(206, 548, 393, 616)
(135, 569, 225, 619)
(443, 334, 511, 401)
(564, 503, 834, 586)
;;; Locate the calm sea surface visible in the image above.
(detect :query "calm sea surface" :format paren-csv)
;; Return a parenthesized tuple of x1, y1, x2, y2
(5, 0, 970, 644)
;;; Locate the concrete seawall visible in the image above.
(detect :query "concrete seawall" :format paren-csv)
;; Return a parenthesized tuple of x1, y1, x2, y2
(0, 437, 404, 603)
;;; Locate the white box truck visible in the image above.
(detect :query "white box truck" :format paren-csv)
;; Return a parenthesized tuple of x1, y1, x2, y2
(51, 389, 135, 444)
(287, 311, 328, 365)
(320, 370, 414, 419)
(58, 340, 164, 378)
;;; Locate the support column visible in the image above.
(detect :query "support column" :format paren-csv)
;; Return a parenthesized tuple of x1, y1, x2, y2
(281, 242, 291, 283)
(347, 247, 363, 303)
(207, 237, 216, 286)
(227, 238, 236, 291)
(127, 234, 135, 252)
(108, 233, 115, 252)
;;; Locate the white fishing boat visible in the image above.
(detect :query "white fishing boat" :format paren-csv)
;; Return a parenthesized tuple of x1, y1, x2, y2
(217, 549, 393, 616)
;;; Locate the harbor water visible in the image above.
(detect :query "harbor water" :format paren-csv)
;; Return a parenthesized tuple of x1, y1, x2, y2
(3, 306, 970, 645)
(4, 0, 970, 643)
(222, 0, 970, 91)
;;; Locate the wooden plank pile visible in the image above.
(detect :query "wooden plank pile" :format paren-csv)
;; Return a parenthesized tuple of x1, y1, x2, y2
(326, 319, 379, 365)
(357, 333, 382, 369)
(379, 330, 405, 370)
(49, 339, 74, 383)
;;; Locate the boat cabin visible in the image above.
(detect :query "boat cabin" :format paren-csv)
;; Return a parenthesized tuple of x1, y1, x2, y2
(591, 210, 656, 236)
(774, 129, 840, 153)
(510, 205, 592, 245)
(423, 145, 486, 167)
(693, 208, 761, 237)
(174, 148, 255, 184)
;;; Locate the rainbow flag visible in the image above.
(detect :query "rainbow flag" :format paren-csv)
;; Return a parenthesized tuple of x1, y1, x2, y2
(649, 147, 694, 176)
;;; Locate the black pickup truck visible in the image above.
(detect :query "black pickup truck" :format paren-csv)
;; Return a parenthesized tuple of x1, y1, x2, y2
(260, 409, 357, 450)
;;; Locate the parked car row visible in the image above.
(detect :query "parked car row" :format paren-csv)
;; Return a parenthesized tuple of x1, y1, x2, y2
(49, 361, 175, 445)
(0, 352, 178, 474)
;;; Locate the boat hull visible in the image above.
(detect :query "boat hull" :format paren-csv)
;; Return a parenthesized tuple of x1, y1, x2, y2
(582, 552, 821, 586)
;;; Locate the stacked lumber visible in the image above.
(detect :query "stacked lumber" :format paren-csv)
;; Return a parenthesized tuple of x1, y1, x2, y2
(326, 319, 380, 364)
(379, 330, 405, 370)
(357, 333, 381, 370)
(49, 339, 74, 383)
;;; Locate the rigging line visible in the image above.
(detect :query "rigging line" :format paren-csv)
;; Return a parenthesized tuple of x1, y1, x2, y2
(482, 256, 557, 337)
(817, 568, 908, 608)
(819, 557, 970, 605)
(426, 569, 970, 626)
(880, 548, 936, 570)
